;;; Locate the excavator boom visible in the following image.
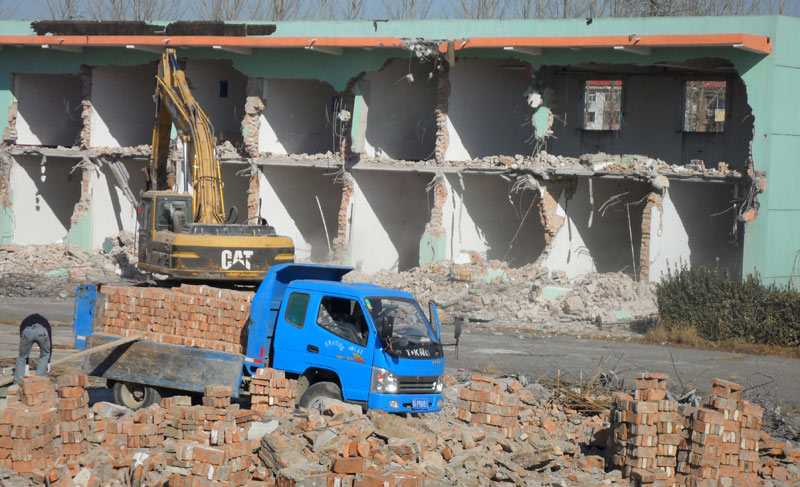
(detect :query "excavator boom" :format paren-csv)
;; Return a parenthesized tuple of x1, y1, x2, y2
(138, 49, 295, 282)
(148, 49, 226, 224)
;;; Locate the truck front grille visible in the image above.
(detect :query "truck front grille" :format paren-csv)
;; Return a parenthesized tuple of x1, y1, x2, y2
(397, 375, 438, 394)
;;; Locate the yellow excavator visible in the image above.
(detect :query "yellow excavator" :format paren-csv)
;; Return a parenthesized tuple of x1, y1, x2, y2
(136, 49, 294, 281)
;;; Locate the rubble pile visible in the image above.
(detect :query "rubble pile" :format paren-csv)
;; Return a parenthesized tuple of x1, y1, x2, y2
(456, 375, 520, 438)
(0, 371, 798, 487)
(360, 151, 742, 181)
(100, 284, 253, 353)
(0, 234, 139, 299)
(348, 260, 657, 335)
(248, 367, 297, 415)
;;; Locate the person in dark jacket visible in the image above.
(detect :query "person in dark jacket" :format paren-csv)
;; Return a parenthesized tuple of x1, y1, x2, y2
(14, 313, 52, 384)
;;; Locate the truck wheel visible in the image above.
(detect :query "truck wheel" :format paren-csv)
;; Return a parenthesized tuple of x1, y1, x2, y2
(112, 381, 161, 410)
(298, 381, 342, 410)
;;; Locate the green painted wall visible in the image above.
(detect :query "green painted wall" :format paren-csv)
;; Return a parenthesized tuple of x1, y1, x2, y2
(67, 203, 93, 250)
(419, 233, 446, 266)
(0, 194, 13, 245)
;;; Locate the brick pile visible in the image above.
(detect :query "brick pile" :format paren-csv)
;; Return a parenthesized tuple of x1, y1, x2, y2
(100, 284, 254, 354)
(606, 376, 674, 486)
(455, 374, 519, 438)
(249, 367, 297, 415)
(160, 387, 255, 445)
(167, 385, 256, 487)
(0, 377, 60, 473)
(609, 375, 772, 487)
(87, 411, 134, 466)
(676, 379, 763, 487)
(56, 370, 91, 461)
(0, 371, 796, 487)
(129, 405, 166, 449)
(262, 406, 426, 487)
(759, 440, 800, 484)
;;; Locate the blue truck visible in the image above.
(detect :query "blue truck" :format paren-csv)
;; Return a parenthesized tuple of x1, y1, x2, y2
(73, 264, 459, 413)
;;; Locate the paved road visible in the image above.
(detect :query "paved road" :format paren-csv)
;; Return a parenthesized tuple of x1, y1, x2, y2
(442, 326, 800, 408)
(0, 298, 798, 409)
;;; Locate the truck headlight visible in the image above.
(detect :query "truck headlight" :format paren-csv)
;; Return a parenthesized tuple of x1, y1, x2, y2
(371, 367, 399, 394)
(435, 375, 444, 393)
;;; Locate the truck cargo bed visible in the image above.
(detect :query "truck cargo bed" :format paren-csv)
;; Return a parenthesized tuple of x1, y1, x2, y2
(83, 334, 245, 397)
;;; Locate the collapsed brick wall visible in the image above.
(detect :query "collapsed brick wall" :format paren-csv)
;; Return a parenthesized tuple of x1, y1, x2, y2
(0, 151, 11, 208)
(242, 78, 264, 158)
(69, 164, 93, 229)
(246, 165, 260, 222)
(434, 63, 450, 165)
(100, 284, 254, 354)
(79, 65, 92, 150)
(423, 173, 447, 239)
(338, 77, 359, 162)
(2, 92, 17, 145)
(329, 172, 354, 264)
(639, 193, 662, 282)
(537, 183, 566, 247)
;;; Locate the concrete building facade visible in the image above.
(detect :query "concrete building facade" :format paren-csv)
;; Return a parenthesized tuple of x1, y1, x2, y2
(0, 16, 797, 283)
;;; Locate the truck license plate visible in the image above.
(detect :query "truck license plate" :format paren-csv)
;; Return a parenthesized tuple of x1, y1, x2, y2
(411, 398, 427, 409)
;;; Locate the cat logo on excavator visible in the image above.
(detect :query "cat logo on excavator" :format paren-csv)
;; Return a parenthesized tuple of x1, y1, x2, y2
(221, 250, 254, 270)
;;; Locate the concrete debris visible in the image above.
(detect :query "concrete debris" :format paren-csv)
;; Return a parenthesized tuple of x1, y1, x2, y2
(356, 150, 742, 181)
(0, 234, 140, 299)
(347, 260, 657, 336)
(1, 370, 797, 487)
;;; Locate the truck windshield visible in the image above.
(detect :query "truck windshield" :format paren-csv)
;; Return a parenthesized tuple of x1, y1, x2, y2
(365, 297, 442, 359)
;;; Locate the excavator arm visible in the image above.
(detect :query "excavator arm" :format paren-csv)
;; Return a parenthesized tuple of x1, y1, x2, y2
(148, 49, 226, 224)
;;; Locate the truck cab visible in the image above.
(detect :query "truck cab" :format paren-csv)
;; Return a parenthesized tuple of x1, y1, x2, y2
(248, 265, 447, 413)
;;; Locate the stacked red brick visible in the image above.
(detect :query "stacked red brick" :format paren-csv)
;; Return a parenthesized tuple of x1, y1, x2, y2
(456, 375, 520, 438)
(608, 392, 659, 475)
(56, 370, 91, 460)
(249, 367, 297, 415)
(168, 386, 255, 487)
(632, 374, 682, 480)
(129, 405, 166, 450)
(608, 373, 684, 486)
(100, 284, 254, 354)
(676, 379, 762, 487)
(610, 375, 768, 487)
(0, 377, 60, 473)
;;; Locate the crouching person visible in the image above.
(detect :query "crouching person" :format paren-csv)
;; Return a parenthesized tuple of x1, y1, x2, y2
(14, 313, 52, 384)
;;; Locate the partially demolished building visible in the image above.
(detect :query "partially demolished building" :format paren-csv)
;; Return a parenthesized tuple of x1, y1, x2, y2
(0, 16, 796, 283)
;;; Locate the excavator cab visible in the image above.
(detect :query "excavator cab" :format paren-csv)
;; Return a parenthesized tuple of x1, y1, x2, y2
(137, 191, 295, 282)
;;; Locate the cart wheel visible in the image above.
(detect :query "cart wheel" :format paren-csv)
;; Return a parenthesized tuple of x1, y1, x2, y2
(112, 381, 161, 410)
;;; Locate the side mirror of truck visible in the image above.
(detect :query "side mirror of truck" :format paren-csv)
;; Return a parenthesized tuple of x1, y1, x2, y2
(381, 315, 394, 341)
(454, 318, 462, 341)
(429, 301, 441, 341)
